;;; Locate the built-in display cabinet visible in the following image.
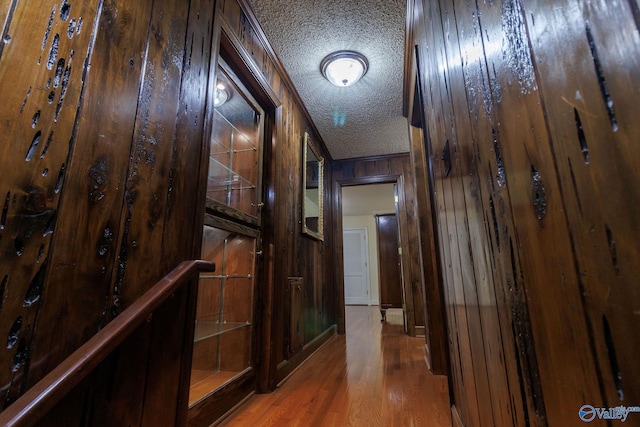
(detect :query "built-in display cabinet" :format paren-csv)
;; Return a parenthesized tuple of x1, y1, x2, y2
(189, 226, 256, 405)
(189, 57, 264, 410)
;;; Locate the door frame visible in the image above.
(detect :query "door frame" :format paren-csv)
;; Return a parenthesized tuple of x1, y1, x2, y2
(333, 176, 417, 336)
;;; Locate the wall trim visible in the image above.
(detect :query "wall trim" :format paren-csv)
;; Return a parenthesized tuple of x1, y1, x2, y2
(451, 405, 465, 427)
(275, 325, 337, 387)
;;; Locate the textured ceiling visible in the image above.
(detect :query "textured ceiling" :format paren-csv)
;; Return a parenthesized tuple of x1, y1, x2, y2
(245, 0, 409, 160)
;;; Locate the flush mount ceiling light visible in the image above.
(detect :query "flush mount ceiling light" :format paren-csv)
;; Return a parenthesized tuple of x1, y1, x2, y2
(320, 50, 369, 87)
(214, 83, 230, 107)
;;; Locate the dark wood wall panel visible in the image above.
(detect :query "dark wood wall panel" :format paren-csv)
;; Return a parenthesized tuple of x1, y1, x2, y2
(0, 0, 338, 423)
(218, 0, 336, 390)
(410, 0, 640, 425)
(0, 0, 213, 422)
(522, 0, 640, 409)
(30, 4, 157, 410)
(0, 0, 103, 406)
(408, 122, 448, 376)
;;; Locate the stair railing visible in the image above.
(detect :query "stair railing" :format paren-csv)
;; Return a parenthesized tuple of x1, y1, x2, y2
(0, 259, 215, 427)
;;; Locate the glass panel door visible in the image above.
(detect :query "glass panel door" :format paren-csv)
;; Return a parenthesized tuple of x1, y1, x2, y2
(189, 225, 256, 406)
(206, 61, 263, 225)
(189, 58, 264, 407)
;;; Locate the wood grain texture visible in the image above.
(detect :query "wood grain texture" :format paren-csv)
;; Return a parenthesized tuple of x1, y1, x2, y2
(0, 0, 213, 423)
(0, 0, 339, 424)
(407, 122, 448, 376)
(0, 0, 102, 406)
(0, 260, 213, 427)
(375, 214, 403, 311)
(410, 0, 640, 425)
(217, 306, 451, 427)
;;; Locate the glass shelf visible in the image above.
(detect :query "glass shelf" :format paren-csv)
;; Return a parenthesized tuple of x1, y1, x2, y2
(204, 61, 263, 223)
(200, 274, 252, 279)
(207, 156, 256, 190)
(194, 321, 251, 342)
(211, 109, 258, 153)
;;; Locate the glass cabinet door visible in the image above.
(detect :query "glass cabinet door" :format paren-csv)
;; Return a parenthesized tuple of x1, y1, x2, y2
(189, 225, 256, 406)
(206, 61, 264, 225)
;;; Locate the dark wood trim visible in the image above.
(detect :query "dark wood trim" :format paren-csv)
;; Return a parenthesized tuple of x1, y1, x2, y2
(409, 45, 450, 376)
(403, 0, 416, 118)
(337, 175, 402, 187)
(394, 174, 417, 336)
(261, 103, 283, 393)
(338, 152, 411, 164)
(0, 260, 215, 427)
(451, 405, 465, 427)
(333, 179, 346, 335)
(179, 4, 225, 420)
(204, 213, 260, 238)
(219, 21, 281, 109)
(256, 100, 280, 392)
(274, 325, 336, 386)
(187, 369, 256, 426)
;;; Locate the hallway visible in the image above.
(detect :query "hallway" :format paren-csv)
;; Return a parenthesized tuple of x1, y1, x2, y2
(218, 306, 451, 426)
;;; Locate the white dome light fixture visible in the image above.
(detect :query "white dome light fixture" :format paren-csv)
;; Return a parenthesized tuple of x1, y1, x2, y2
(320, 50, 369, 87)
(214, 83, 230, 107)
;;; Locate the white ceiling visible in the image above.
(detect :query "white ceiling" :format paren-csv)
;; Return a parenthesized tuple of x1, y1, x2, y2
(245, 0, 410, 160)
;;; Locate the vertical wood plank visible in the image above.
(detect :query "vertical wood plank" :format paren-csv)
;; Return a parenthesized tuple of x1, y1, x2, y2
(165, 0, 216, 421)
(476, 1, 603, 423)
(523, 0, 640, 408)
(411, 0, 640, 425)
(28, 1, 155, 396)
(0, 0, 102, 404)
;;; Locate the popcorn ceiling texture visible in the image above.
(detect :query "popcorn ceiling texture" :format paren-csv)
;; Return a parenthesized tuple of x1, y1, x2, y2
(246, 0, 409, 160)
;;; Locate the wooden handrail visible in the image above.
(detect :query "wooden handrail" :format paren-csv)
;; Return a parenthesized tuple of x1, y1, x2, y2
(0, 259, 215, 427)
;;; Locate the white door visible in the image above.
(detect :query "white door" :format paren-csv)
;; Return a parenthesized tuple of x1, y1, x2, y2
(343, 228, 370, 305)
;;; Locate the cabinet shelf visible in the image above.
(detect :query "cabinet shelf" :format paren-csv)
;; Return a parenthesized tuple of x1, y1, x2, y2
(194, 321, 251, 342)
(199, 274, 252, 279)
(212, 109, 258, 153)
(207, 156, 256, 190)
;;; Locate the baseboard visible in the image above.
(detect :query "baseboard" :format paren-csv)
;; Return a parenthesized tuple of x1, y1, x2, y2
(451, 404, 465, 427)
(210, 391, 255, 426)
(275, 325, 337, 387)
(423, 343, 432, 371)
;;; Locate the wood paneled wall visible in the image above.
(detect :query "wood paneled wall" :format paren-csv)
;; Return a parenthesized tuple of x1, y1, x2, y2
(0, 0, 337, 423)
(0, 0, 215, 423)
(216, 0, 337, 390)
(408, 0, 640, 425)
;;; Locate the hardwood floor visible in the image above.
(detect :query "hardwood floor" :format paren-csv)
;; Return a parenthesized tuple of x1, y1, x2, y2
(216, 306, 452, 426)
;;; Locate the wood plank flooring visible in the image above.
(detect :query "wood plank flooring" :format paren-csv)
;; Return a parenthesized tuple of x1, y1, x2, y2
(216, 306, 452, 426)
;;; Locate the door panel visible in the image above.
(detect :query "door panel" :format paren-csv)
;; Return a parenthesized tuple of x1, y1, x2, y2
(343, 228, 370, 305)
(376, 214, 403, 311)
